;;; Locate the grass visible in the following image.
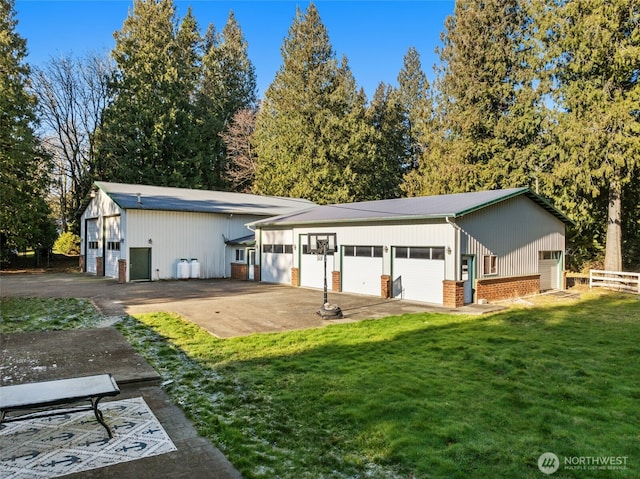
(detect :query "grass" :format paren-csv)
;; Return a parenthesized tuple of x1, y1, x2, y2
(1, 292, 639, 478)
(0, 297, 103, 332)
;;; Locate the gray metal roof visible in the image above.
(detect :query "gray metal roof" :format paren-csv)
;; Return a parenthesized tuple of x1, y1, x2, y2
(250, 188, 573, 227)
(94, 181, 315, 216)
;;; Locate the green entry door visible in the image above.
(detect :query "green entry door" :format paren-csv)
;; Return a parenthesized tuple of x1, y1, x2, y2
(130, 248, 151, 281)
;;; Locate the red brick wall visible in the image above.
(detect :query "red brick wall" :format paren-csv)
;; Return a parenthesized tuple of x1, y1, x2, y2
(230, 263, 247, 280)
(253, 265, 260, 282)
(332, 271, 341, 292)
(476, 275, 540, 302)
(381, 275, 391, 298)
(291, 267, 299, 287)
(96, 257, 103, 276)
(118, 259, 127, 283)
(443, 280, 464, 308)
(79, 255, 85, 272)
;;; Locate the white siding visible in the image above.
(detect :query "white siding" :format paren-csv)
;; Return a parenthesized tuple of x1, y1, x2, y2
(458, 195, 565, 279)
(125, 210, 262, 281)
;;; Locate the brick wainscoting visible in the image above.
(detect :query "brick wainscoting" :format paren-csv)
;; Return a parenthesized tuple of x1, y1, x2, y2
(332, 271, 341, 292)
(118, 259, 127, 283)
(476, 275, 540, 302)
(291, 267, 299, 287)
(96, 257, 103, 276)
(230, 263, 247, 280)
(443, 280, 465, 308)
(381, 275, 391, 298)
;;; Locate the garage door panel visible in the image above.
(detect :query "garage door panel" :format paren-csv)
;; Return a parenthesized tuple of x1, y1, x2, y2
(85, 219, 99, 274)
(104, 216, 121, 279)
(342, 256, 383, 296)
(262, 253, 292, 284)
(393, 257, 444, 304)
(300, 253, 330, 289)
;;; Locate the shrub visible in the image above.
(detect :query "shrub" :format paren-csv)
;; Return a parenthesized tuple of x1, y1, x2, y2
(53, 231, 81, 256)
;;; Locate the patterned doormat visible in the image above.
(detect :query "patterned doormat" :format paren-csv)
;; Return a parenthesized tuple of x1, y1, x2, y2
(0, 397, 177, 478)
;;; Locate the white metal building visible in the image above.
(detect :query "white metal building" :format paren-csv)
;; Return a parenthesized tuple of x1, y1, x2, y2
(249, 188, 573, 306)
(79, 182, 314, 282)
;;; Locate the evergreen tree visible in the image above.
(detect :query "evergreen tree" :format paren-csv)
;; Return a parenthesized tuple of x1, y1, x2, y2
(410, 0, 544, 195)
(0, 0, 55, 256)
(253, 3, 375, 204)
(197, 12, 257, 189)
(95, 0, 200, 186)
(537, 0, 639, 271)
(395, 47, 431, 171)
(366, 83, 406, 199)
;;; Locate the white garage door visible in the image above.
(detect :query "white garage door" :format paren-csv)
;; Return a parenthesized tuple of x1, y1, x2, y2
(392, 246, 445, 304)
(300, 250, 332, 289)
(85, 218, 99, 274)
(539, 251, 561, 290)
(341, 245, 384, 296)
(261, 244, 293, 284)
(104, 216, 121, 279)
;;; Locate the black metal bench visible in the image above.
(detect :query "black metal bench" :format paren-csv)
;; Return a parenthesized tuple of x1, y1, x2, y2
(0, 374, 121, 439)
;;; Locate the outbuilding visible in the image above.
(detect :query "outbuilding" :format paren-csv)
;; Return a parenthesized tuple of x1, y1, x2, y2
(249, 188, 573, 307)
(79, 182, 314, 282)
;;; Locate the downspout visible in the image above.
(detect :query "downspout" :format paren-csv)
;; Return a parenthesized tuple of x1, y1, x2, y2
(445, 217, 461, 281)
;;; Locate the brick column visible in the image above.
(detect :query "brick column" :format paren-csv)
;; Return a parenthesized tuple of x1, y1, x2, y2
(253, 265, 261, 282)
(96, 257, 103, 277)
(443, 280, 464, 308)
(332, 271, 341, 292)
(79, 255, 85, 272)
(118, 259, 127, 283)
(381, 275, 391, 298)
(291, 267, 299, 286)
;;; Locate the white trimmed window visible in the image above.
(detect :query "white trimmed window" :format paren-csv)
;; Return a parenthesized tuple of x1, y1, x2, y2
(483, 255, 497, 275)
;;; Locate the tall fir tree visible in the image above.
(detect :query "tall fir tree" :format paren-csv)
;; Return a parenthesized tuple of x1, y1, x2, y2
(365, 83, 406, 199)
(0, 0, 55, 255)
(536, 0, 639, 271)
(409, 0, 544, 195)
(197, 11, 257, 190)
(253, 3, 375, 204)
(95, 0, 200, 186)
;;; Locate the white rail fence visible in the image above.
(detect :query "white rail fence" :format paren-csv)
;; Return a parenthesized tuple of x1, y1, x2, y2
(589, 270, 640, 294)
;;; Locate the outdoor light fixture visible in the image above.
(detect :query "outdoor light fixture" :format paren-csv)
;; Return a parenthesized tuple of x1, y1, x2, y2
(148, 238, 153, 244)
(447, 246, 452, 255)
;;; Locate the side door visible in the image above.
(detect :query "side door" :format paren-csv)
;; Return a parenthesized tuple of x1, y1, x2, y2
(130, 248, 151, 281)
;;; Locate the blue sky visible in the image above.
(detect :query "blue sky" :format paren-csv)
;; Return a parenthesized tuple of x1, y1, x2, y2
(14, 0, 454, 99)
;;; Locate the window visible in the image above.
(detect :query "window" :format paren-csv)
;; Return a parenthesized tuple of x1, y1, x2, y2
(235, 249, 245, 262)
(88, 241, 99, 250)
(431, 247, 445, 260)
(344, 245, 384, 258)
(262, 244, 293, 255)
(539, 251, 560, 260)
(483, 255, 497, 275)
(106, 241, 120, 251)
(395, 246, 445, 260)
(409, 247, 431, 259)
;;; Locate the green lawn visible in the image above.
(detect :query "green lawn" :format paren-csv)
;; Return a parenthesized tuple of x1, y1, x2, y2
(1, 292, 638, 478)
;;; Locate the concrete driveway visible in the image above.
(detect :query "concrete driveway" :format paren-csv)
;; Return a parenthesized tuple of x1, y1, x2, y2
(0, 272, 500, 337)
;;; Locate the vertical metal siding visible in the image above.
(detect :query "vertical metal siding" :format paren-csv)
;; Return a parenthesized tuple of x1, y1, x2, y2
(126, 210, 262, 280)
(458, 195, 565, 279)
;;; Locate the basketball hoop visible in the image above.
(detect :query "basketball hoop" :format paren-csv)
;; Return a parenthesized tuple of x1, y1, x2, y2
(306, 233, 342, 319)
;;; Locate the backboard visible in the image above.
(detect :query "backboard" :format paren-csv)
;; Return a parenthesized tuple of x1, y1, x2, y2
(308, 233, 337, 254)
